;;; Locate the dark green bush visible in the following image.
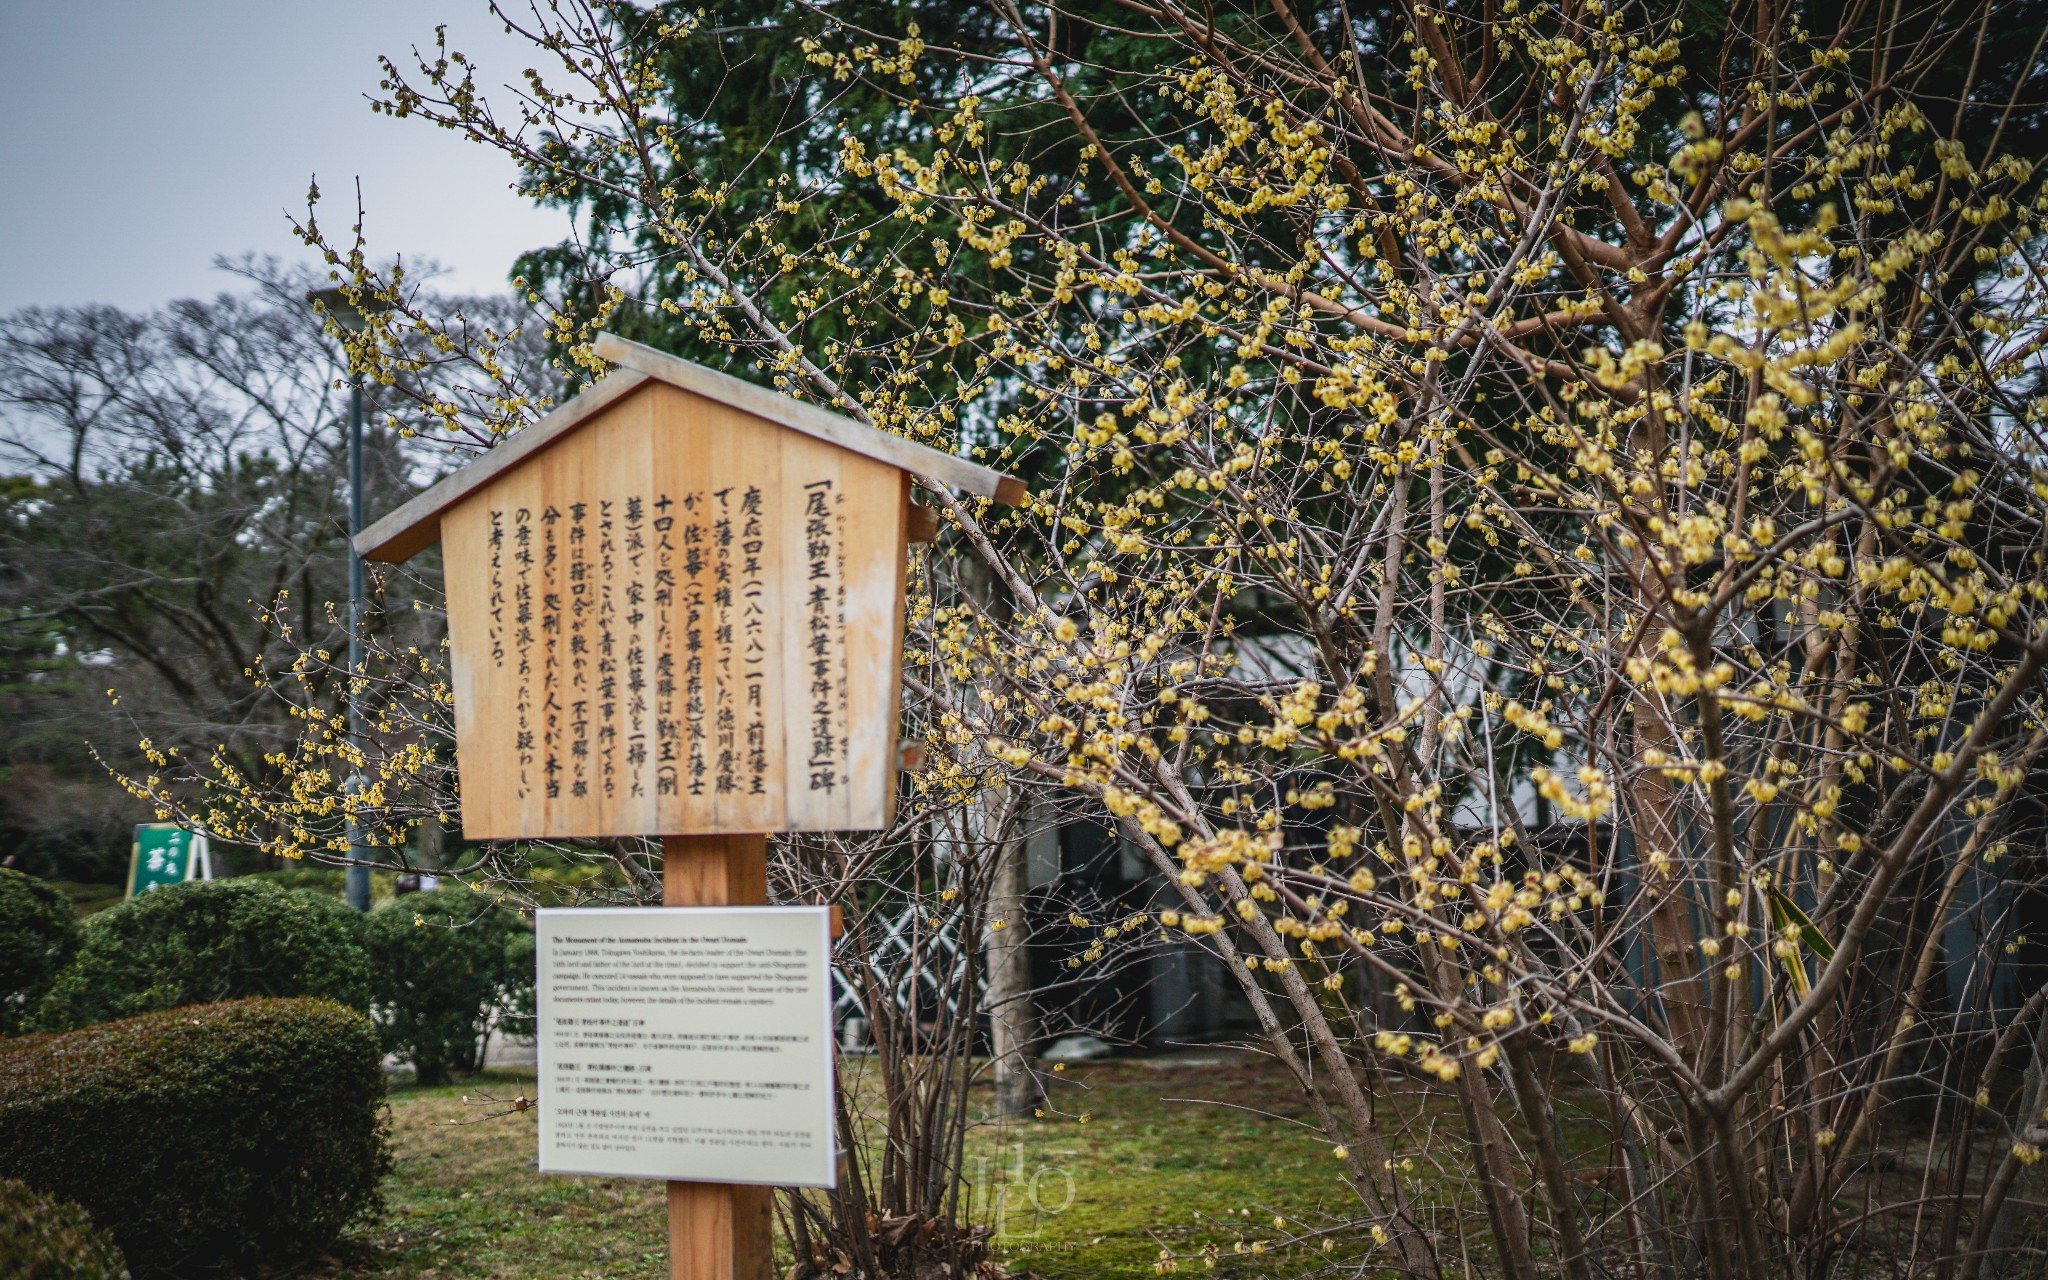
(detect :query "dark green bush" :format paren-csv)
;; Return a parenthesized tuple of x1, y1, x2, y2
(0, 997, 388, 1277)
(244, 863, 399, 902)
(501, 923, 537, 1040)
(243, 864, 350, 895)
(365, 887, 532, 1084)
(35, 877, 369, 1030)
(0, 1177, 128, 1279)
(0, 869, 82, 1035)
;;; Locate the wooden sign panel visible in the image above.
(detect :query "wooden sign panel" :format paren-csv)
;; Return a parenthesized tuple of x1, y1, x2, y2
(440, 381, 909, 838)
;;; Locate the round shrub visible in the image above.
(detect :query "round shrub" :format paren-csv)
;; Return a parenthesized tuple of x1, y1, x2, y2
(35, 877, 369, 1030)
(500, 923, 536, 1040)
(0, 1177, 127, 1279)
(365, 887, 532, 1084)
(0, 997, 388, 1278)
(243, 864, 349, 895)
(0, 869, 82, 1035)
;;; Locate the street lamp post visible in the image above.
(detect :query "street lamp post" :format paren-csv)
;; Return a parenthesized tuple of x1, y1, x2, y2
(310, 287, 379, 912)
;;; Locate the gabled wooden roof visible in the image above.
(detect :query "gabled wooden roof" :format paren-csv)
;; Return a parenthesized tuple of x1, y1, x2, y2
(354, 332, 1024, 564)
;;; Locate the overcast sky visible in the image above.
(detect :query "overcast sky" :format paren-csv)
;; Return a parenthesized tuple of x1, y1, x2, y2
(0, 2, 570, 313)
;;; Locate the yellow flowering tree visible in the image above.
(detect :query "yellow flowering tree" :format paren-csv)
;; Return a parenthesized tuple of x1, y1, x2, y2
(181, 0, 2048, 1274)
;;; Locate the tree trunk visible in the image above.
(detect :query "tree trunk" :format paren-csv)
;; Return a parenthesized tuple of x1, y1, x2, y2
(983, 793, 1038, 1117)
(1969, 994, 2048, 1279)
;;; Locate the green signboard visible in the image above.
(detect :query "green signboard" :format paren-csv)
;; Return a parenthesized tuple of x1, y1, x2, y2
(127, 824, 209, 898)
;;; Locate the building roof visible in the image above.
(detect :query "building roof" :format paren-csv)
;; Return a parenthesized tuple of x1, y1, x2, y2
(354, 331, 1024, 564)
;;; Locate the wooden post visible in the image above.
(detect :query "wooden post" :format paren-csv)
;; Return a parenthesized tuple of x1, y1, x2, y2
(662, 834, 774, 1280)
(664, 832, 767, 906)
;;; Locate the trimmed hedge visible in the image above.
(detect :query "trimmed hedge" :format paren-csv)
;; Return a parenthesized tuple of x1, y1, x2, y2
(364, 887, 533, 1084)
(35, 877, 369, 1030)
(0, 1177, 127, 1279)
(0, 997, 389, 1277)
(243, 864, 353, 895)
(0, 869, 82, 1035)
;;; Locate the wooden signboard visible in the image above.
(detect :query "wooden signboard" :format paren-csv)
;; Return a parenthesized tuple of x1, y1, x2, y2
(357, 334, 1022, 840)
(356, 335, 1020, 1280)
(440, 381, 908, 838)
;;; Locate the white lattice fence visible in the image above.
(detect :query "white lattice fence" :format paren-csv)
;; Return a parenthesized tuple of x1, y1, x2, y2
(832, 900, 982, 1046)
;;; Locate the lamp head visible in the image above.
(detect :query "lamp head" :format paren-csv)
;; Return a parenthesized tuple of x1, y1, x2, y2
(307, 286, 379, 334)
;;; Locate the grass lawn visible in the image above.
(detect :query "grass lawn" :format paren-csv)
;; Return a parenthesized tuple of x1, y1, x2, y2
(328, 1053, 1383, 1279)
(326, 1074, 666, 1279)
(48, 879, 124, 916)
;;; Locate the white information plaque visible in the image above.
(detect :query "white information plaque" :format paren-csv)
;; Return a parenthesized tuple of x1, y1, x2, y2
(537, 906, 836, 1187)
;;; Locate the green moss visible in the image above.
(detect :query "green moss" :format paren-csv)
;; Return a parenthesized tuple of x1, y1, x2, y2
(961, 1059, 1366, 1279)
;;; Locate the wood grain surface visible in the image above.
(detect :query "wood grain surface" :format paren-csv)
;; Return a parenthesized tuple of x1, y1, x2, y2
(441, 380, 908, 838)
(662, 833, 775, 1280)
